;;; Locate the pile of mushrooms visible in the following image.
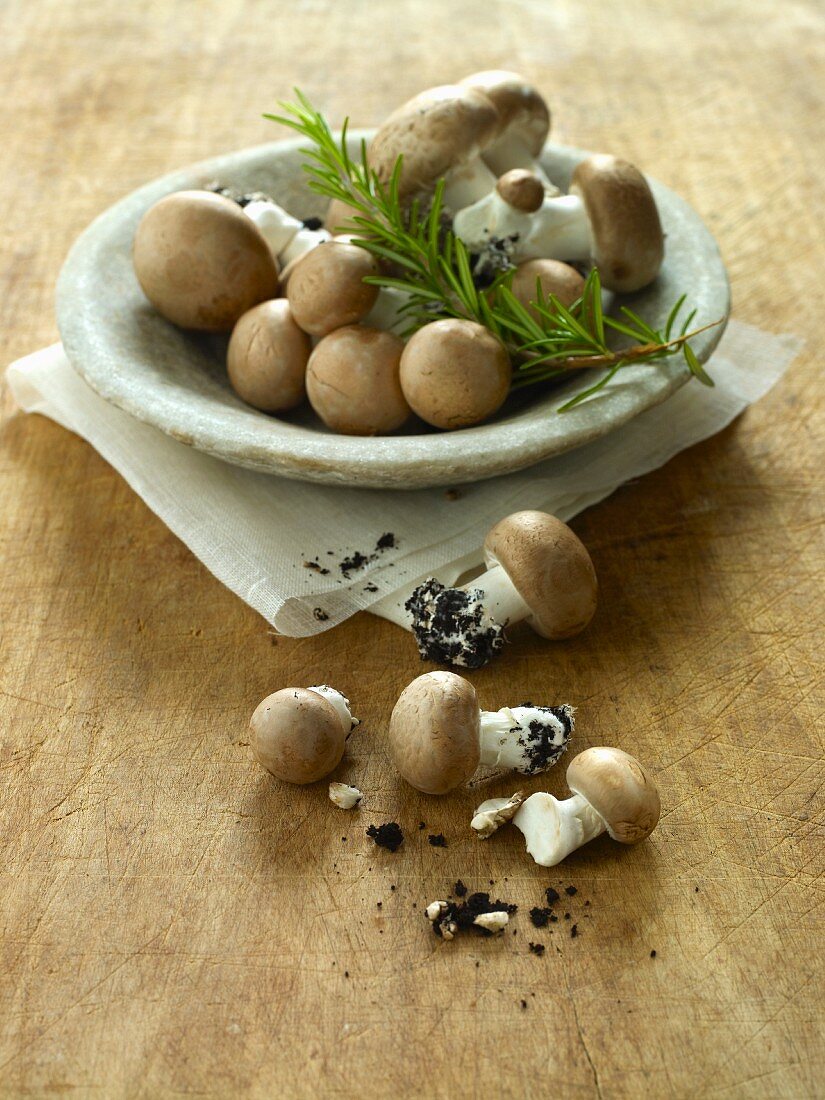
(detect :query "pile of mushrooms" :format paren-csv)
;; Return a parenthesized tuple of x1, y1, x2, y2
(132, 70, 666, 436)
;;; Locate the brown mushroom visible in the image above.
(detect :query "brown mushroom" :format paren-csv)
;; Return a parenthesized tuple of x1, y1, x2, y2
(368, 84, 500, 209)
(287, 240, 380, 336)
(325, 197, 362, 234)
(226, 299, 310, 412)
(399, 319, 511, 430)
(249, 685, 357, 785)
(133, 190, 279, 330)
(517, 154, 665, 291)
(511, 258, 586, 317)
(306, 325, 410, 435)
(388, 671, 574, 795)
(474, 746, 661, 865)
(404, 511, 597, 668)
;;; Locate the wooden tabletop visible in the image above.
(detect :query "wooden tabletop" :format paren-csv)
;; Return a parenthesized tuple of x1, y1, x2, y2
(1, 2, 822, 1096)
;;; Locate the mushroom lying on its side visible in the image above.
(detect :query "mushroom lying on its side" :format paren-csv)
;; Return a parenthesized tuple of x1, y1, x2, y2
(227, 299, 310, 412)
(306, 325, 410, 435)
(388, 671, 574, 795)
(404, 511, 598, 669)
(473, 746, 661, 866)
(399, 319, 511, 430)
(133, 191, 279, 331)
(250, 685, 358, 785)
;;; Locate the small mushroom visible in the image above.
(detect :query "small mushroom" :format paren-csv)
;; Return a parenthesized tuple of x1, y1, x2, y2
(243, 198, 331, 266)
(475, 746, 661, 866)
(510, 258, 586, 317)
(133, 191, 279, 331)
(287, 240, 380, 336)
(368, 84, 500, 210)
(325, 197, 362, 234)
(518, 154, 665, 291)
(306, 325, 410, 435)
(405, 511, 597, 668)
(399, 319, 511, 430)
(459, 70, 557, 192)
(250, 684, 358, 785)
(453, 170, 545, 261)
(227, 299, 310, 412)
(388, 671, 574, 795)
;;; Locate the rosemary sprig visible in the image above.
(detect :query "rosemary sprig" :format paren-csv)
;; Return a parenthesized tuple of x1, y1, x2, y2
(265, 92, 721, 411)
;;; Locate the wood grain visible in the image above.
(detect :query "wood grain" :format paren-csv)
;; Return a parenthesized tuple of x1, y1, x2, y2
(0, 1, 822, 1096)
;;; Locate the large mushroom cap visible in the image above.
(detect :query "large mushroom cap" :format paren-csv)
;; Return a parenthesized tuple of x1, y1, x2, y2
(133, 190, 279, 331)
(566, 747, 661, 843)
(389, 671, 481, 795)
(227, 299, 310, 412)
(399, 319, 511, 430)
(570, 155, 664, 293)
(250, 687, 348, 785)
(460, 70, 550, 156)
(484, 511, 597, 639)
(287, 240, 380, 336)
(306, 325, 410, 436)
(368, 84, 500, 200)
(511, 258, 586, 316)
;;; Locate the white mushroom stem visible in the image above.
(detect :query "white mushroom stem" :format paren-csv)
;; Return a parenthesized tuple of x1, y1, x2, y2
(308, 684, 359, 731)
(517, 194, 592, 263)
(362, 286, 414, 335)
(470, 562, 529, 627)
(482, 132, 558, 194)
(443, 158, 499, 212)
(478, 705, 572, 773)
(510, 791, 607, 867)
(473, 911, 509, 933)
(243, 199, 331, 266)
(453, 190, 536, 250)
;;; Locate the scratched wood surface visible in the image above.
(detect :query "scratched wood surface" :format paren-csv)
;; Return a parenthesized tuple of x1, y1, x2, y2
(1, 1, 823, 1096)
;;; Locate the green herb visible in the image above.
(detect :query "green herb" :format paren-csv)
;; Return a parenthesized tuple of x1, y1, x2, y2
(265, 91, 721, 411)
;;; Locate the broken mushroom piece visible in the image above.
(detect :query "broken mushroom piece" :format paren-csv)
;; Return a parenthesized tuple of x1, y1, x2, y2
(518, 154, 665, 292)
(132, 191, 279, 331)
(328, 782, 363, 810)
(227, 299, 310, 412)
(510, 258, 586, 317)
(471, 790, 525, 838)
(477, 746, 661, 866)
(287, 240, 380, 336)
(406, 511, 597, 669)
(243, 198, 331, 266)
(453, 170, 545, 262)
(250, 685, 358, 785)
(306, 325, 410, 435)
(399, 319, 511, 430)
(388, 671, 574, 795)
(368, 84, 500, 210)
(459, 70, 556, 192)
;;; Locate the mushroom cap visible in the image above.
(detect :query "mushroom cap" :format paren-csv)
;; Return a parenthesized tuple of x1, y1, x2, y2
(460, 70, 550, 156)
(325, 197, 362, 234)
(484, 511, 597, 639)
(566, 746, 661, 843)
(133, 190, 279, 331)
(496, 169, 545, 213)
(227, 299, 310, 412)
(250, 687, 348, 784)
(570, 155, 664, 293)
(389, 671, 481, 794)
(399, 319, 512, 430)
(368, 84, 500, 200)
(511, 259, 586, 316)
(286, 240, 380, 336)
(306, 325, 410, 435)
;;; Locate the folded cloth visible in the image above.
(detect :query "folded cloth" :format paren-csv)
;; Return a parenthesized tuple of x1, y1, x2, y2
(6, 320, 799, 636)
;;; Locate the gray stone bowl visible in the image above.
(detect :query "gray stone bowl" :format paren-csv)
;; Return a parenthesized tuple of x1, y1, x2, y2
(56, 133, 730, 489)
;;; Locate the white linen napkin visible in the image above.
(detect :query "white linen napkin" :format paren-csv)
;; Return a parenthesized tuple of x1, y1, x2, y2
(6, 320, 799, 637)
